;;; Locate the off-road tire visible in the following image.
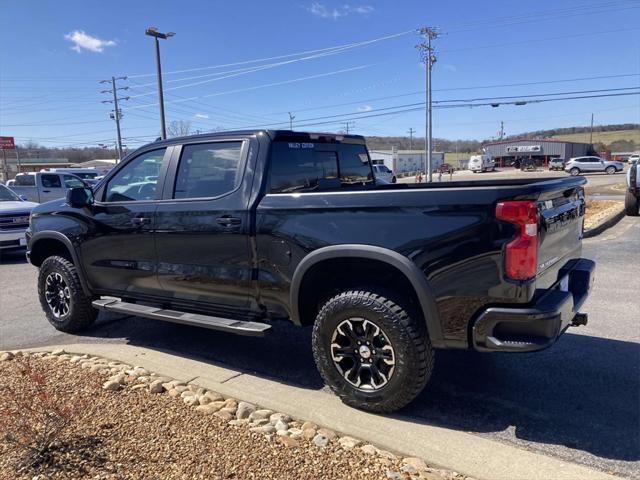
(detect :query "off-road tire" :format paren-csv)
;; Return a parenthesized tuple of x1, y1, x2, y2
(312, 290, 434, 413)
(38, 255, 98, 332)
(625, 191, 640, 216)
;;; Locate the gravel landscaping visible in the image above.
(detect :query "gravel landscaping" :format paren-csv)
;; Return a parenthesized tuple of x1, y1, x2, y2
(0, 350, 469, 480)
(584, 200, 624, 231)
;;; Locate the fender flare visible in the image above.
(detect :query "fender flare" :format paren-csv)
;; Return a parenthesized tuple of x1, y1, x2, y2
(28, 231, 92, 296)
(290, 244, 444, 348)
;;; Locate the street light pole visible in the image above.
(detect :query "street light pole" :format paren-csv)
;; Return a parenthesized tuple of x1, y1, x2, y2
(145, 27, 175, 140)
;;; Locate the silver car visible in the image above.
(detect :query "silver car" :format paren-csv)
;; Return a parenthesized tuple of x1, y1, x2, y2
(564, 156, 624, 176)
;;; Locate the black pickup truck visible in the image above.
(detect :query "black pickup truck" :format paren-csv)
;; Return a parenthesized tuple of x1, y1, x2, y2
(26, 131, 595, 412)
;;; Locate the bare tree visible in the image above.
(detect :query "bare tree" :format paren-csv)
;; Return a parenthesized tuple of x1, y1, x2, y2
(166, 120, 192, 137)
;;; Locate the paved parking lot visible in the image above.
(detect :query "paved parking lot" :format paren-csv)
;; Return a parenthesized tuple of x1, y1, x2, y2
(1, 216, 638, 478)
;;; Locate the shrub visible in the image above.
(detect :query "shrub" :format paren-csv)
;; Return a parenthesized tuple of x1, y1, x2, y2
(0, 355, 96, 471)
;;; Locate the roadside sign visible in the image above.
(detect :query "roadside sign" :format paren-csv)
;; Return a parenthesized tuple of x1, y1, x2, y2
(0, 136, 15, 150)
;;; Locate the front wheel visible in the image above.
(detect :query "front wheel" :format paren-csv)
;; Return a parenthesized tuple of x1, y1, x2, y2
(312, 290, 434, 413)
(605, 166, 616, 175)
(570, 167, 580, 176)
(625, 191, 640, 216)
(38, 255, 98, 332)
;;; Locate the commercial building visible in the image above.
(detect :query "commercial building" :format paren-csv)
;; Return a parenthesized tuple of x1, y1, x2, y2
(1, 157, 72, 180)
(368, 149, 445, 174)
(483, 139, 593, 168)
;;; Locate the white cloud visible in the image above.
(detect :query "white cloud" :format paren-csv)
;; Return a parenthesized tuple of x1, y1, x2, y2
(357, 104, 372, 112)
(194, 113, 210, 119)
(64, 30, 116, 53)
(308, 2, 374, 19)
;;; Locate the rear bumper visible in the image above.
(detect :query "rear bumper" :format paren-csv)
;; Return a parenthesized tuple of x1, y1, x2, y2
(472, 258, 595, 352)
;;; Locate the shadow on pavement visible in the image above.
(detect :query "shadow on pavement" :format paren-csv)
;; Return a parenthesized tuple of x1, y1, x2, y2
(0, 249, 28, 265)
(77, 315, 639, 464)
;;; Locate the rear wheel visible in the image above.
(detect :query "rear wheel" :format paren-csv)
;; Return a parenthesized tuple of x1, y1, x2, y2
(38, 256, 98, 332)
(605, 166, 616, 175)
(625, 191, 640, 216)
(570, 167, 580, 176)
(312, 290, 433, 412)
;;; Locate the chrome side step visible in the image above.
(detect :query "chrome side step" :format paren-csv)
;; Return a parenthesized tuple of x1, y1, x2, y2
(92, 298, 271, 337)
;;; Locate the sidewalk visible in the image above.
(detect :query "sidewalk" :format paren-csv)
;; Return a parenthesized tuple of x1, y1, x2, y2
(24, 343, 620, 480)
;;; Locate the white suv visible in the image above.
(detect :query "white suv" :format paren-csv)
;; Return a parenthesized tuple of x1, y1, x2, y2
(564, 156, 624, 176)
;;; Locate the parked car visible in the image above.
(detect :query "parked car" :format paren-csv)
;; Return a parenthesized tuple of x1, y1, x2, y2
(0, 184, 38, 251)
(11, 172, 88, 203)
(628, 153, 639, 164)
(26, 130, 594, 413)
(625, 158, 639, 216)
(564, 156, 624, 176)
(548, 158, 565, 171)
(468, 154, 495, 172)
(372, 164, 396, 183)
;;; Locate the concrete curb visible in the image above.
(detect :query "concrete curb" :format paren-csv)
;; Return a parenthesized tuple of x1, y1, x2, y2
(21, 343, 620, 480)
(584, 206, 626, 238)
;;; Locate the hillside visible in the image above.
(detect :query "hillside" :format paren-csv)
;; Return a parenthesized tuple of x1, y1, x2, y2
(551, 129, 640, 150)
(364, 124, 639, 153)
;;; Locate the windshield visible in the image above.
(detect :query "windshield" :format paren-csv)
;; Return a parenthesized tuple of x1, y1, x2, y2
(0, 184, 21, 201)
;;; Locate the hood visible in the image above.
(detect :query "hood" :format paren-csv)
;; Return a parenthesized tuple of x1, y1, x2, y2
(0, 200, 39, 212)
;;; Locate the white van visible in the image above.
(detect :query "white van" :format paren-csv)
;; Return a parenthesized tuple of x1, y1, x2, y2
(469, 155, 495, 173)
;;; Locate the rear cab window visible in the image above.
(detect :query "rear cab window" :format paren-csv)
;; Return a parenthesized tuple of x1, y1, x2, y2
(269, 140, 373, 193)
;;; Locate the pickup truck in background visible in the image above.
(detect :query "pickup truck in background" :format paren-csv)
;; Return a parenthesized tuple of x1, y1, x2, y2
(26, 130, 595, 412)
(11, 172, 88, 203)
(0, 183, 39, 251)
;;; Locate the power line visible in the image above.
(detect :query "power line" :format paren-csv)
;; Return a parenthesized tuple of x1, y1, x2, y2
(125, 30, 414, 79)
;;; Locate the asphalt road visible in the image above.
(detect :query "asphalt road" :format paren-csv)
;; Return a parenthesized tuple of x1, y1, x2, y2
(1, 216, 638, 478)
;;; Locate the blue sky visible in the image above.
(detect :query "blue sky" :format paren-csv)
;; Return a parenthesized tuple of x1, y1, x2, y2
(0, 0, 639, 149)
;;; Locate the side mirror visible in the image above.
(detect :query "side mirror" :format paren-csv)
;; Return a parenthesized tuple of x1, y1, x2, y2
(66, 187, 94, 208)
(19, 195, 28, 201)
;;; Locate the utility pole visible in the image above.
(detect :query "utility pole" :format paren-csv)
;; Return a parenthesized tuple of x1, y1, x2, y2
(499, 121, 505, 140)
(342, 121, 355, 134)
(417, 27, 438, 182)
(407, 127, 416, 149)
(288, 112, 295, 130)
(589, 113, 594, 145)
(100, 76, 129, 161)
(145, 27, 175, 140)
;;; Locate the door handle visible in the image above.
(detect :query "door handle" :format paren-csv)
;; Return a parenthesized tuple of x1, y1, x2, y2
(216, 216, 241, 226)
(131, 217, 151, 226)
(42, 190, 51, 193)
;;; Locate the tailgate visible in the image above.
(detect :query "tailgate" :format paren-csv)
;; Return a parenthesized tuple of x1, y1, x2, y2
(536, 181, 586, 278)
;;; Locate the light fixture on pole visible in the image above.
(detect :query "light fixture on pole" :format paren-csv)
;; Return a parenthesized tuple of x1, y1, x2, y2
(145, 27, 175, 140)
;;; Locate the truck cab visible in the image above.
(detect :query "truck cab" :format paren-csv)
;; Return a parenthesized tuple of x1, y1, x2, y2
(11, 172, 87, 203)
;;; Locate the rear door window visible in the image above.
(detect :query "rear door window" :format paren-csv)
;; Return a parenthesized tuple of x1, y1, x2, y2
(173, 142, 244, 199)
(41, 174, 62, 188)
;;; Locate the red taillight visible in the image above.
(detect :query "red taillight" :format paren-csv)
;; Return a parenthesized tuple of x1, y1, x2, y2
(496, 200, 539, 280)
